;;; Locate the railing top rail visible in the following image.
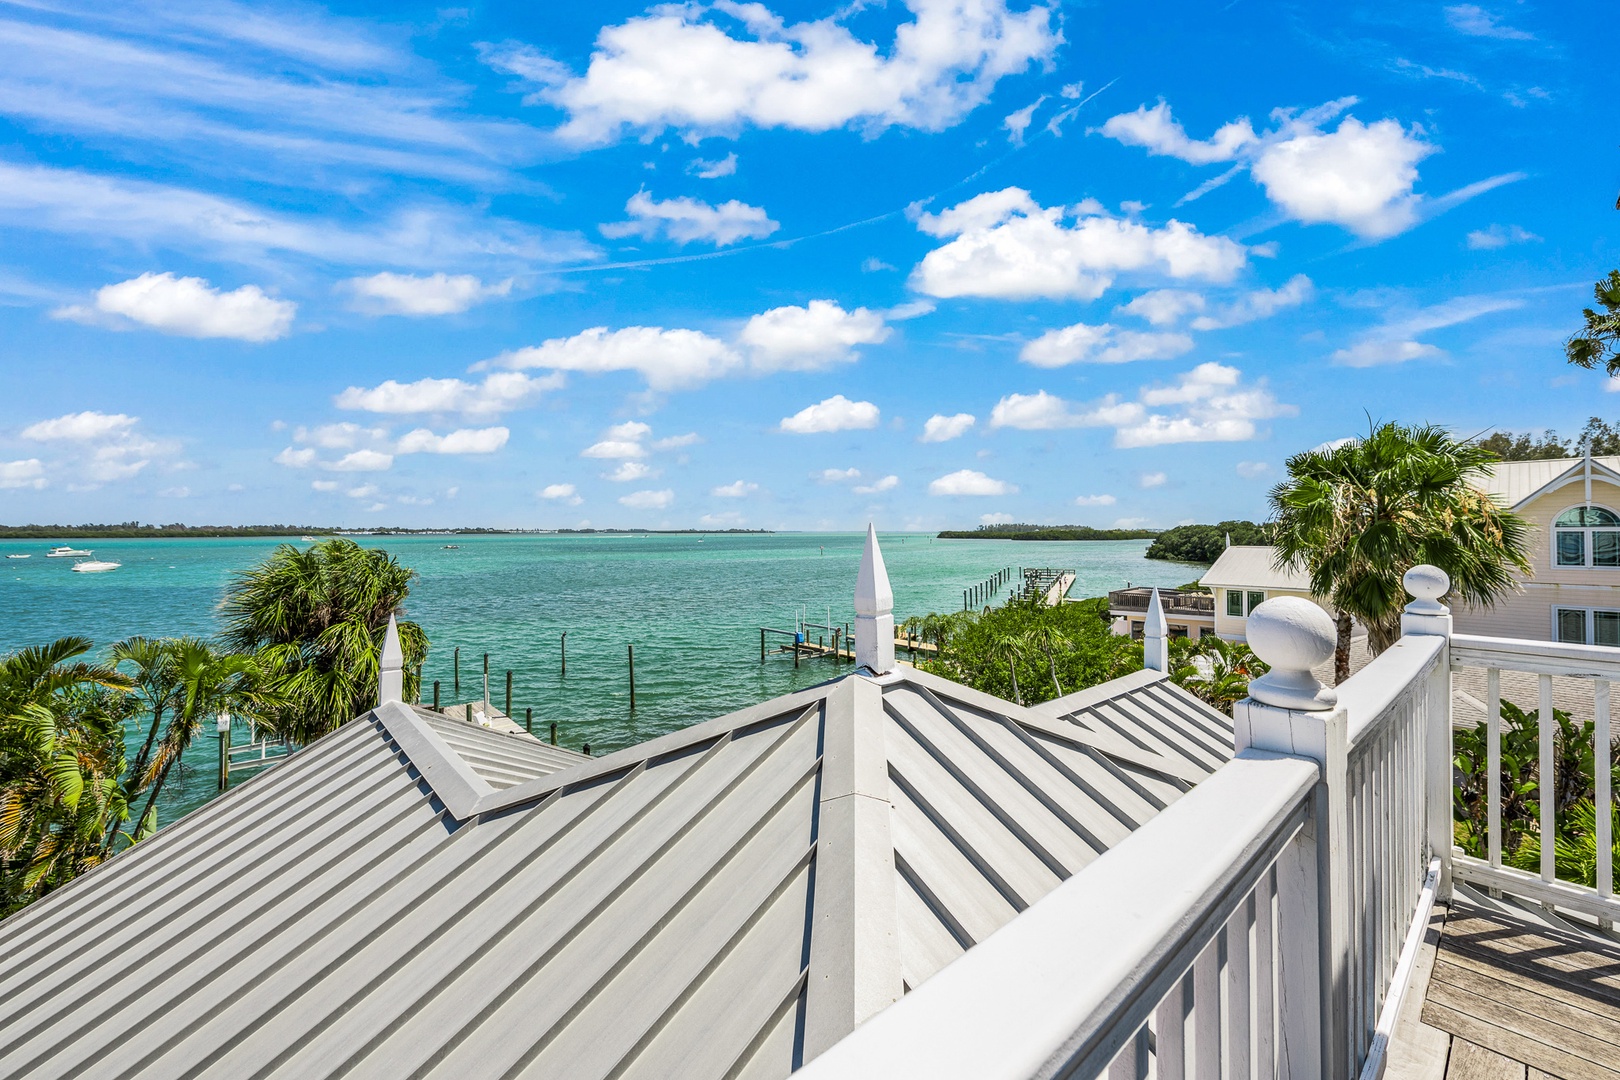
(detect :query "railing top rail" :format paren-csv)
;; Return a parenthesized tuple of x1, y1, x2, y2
(1451, 632, 1620, 680)
(1339, 634, 1446, 751)
(793, 750, 1318, 1080)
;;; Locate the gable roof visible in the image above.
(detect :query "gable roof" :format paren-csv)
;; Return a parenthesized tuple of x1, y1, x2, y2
(1033, 668, 1235, 779)
(1198, 545, 1311, 592)
(0, 666, 1230, 1080)
(1474, 455, 1620, 509)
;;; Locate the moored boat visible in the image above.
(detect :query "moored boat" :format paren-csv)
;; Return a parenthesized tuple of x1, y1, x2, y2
(46, 545, 92, 558)
(5, 553, 28, 559)
(70, 558, 121, 573)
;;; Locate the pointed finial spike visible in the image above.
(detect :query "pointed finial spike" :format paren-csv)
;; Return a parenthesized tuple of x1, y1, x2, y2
(378, 613, 404, 705)
(1143, 588, 1169, 673)
(854, 524, 895, 674)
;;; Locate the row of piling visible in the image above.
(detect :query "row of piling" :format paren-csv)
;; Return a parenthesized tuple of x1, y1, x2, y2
(964, 567, 1016, 611)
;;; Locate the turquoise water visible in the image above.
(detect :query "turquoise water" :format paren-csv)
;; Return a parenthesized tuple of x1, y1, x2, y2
(0, 533, 1199, 825)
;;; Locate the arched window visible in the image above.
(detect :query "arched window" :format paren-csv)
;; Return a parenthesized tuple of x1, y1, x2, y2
(1554, 505, 1620, 567)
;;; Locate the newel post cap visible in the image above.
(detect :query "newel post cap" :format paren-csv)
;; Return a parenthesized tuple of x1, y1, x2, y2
(216, 711, 231, 734)
(1244, 596, 1338, 711)
(1403, 564, 1450, 615)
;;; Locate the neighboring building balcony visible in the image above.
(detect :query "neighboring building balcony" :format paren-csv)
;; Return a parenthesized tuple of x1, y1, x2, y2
(1107, 586, 1215, 617)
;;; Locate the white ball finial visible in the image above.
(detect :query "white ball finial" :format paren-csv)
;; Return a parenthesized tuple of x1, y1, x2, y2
(1244, 596, 1338, 711)
(1403, 564, 1449, 614)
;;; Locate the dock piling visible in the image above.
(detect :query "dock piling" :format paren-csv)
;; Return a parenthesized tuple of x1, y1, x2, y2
(628, 644, 636, 709)
(453, 646, 460, 695)
(525, 706, 532, 734)
(560, 632, 567, 677)
(432, 680, 440, 711)
(760, 627, 766, 662)
(505, 670, 512, 717)
(550, 721, 557, 745)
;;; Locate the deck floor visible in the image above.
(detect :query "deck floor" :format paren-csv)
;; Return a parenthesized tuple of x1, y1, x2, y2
(1417, 897, 1620, 1078)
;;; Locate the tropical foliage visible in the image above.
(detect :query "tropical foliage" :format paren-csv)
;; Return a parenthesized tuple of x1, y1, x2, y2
(221, 538, 427, 744)
(903, 595, 1140, 707)
(1476, 417, 1620, 460)
(1564, 270, 1620, 377)
(1167, 636, 1270, 715)
(1145, 520, 1270, 564)
(1453, 701, 1620, 891)
(1270, 422, 1532, 683)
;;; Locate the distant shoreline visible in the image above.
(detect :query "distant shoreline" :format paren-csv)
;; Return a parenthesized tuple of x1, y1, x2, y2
(0, 525, 775, 540)
(937, 525, 1160, 541)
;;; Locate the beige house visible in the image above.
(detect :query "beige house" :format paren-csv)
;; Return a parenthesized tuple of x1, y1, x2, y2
(1196, 545, 1320, 641)
(1451, 453, 1620, 645)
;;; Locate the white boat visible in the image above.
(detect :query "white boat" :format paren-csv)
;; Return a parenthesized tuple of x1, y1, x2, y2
(5, 553, 28, 559)
(46, 545, 92, 558)
(300, 535, 317, 542)
(71, 558, 121, 573)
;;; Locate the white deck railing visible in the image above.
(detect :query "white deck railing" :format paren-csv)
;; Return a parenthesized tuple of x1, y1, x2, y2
(798, 574, 1464, 1080)
(1448, 633, 1620, 924)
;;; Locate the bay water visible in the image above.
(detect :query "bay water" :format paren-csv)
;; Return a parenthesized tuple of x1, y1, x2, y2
(0, 532, 1199, 825)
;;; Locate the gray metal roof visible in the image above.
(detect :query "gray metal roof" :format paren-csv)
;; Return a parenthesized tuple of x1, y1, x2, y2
(414, 706, 590, 789)
(1198, 544, 1312, 591)
(0, 666, 1227, 1080)
(1033, 668, 1235, 780)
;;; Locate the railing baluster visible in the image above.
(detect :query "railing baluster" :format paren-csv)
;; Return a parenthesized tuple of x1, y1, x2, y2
(1226, 896, 1253, 1080)
(1105, 1026, 1140, 1079)
(1487, 668, 1501, 873)
(1192, 938, 1220, 1077)
(1540, 673, 1556, 884)
(1599, 679, 1613, 924)
(1255, 866, 1276, 1079)
(1155, 974, 1188, 1080)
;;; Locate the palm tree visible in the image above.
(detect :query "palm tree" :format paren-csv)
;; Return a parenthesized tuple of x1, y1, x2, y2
(221, 539, 428, 744)
(1270, 422, 1532, 682)
(111, 639, 281, 852)
(1168, 636, 1269, 715)
(0, 637, 132, 913)
(1565, 270, 1620, 377)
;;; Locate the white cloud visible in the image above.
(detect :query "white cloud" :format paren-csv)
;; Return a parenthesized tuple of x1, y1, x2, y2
(21, 411, 138, 441)
(712, 480, 759, 497)
(884, 299, 936, 320)
(0, 459, 45, 490)
(980, 512, 1015, 525)
(276, 447, 318, 468)
(1445, 4, 1533, 39)
(582, 438, 645, 459)
(396, 427, 510, 454)
(815, 467, 862, 483)
(911, 188, 1247, 301)
(1331, 293, 1523, 367)
(1251, 114, 1434, 239)
(1466, 224, 1540, 250)
(1074, 493, 1116, 506)
(345, 484, 381, 500)
(780, 395, 880, 434)
(495, 1, 1059, 145)
(989, 390, 1144, 431)
(619, 488, 674, 510)
(1003, 96, 1046, 145)
(490, 325, 741, 391)
(1236, 461, 1271, 478)
(580, 420, 693, 463)
(328, 449, 393, 472)
(742, 301, 890, 371)
(311, 479, 340, 491)
(343, 272, 512, 316)
(1139, 471, 1167, 489)
(335, 371, 563, 416)
(862, 257, 896, 273)
(539, 483, 583, 506)
(1115, 363, 1295, 447)
(1098, 101, 1257, 164)
(156, 486, 190, 498)
(700, 511, 747, 527)
(921, 413, 976, 442)
(651, 432, 702, 450)
(1118, 289, 1206, 327)
(293, 422, 388, 450)
(854, 475, 900, 494)
(1190, 275, 1314, 330)
(1020, 322, 1194, 367)
(601, 189, 779, 247)
(688, 153, 739, 179)
(1113, 517, 1149, 529)
(604, 461, 655, 482)
(929, 469, 1017, 496)
(53, 272, 294, 342)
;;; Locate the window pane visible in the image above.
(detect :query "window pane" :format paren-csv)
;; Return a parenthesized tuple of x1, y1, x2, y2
(1557, 507, 1589, 526)
(1557, 608, 1588, 644)
(1558, 505, 1620, 527)
(1597, 611, 1620, 647)
(1557, 530, 1586, 566)
(1590, 507, 1620, 526)
(1595, 531, 1620, 567)
(1247, 591, 1266, 613)
(1227, 590, 1243, 616)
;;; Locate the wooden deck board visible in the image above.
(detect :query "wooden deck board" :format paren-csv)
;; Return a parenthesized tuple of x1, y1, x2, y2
(1420, 898, 1620, 1080)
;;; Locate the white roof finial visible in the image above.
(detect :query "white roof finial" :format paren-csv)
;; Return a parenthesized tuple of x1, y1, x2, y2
(378, 613, 404, 706)
(1143, 587, 1169, 673)
(854, 524, 895, 674)
(1225, 531, 1231, 549)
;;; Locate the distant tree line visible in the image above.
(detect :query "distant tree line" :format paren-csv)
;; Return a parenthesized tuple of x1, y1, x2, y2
(1475, 417, 1620, 460)
(937, 524, 1159, 541)
(0, 523, 342, 539)
(1144, 520, 1270, 564)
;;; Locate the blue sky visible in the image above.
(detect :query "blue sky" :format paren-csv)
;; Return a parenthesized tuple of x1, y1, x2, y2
(0, 0, 1611, 530)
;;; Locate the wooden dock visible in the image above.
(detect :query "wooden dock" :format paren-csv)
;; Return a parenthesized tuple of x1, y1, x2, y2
(1396, 893, 1620, 1078)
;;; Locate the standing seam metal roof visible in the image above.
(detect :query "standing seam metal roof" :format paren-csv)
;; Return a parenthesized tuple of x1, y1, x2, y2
(0, 667, 1231, 1080)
